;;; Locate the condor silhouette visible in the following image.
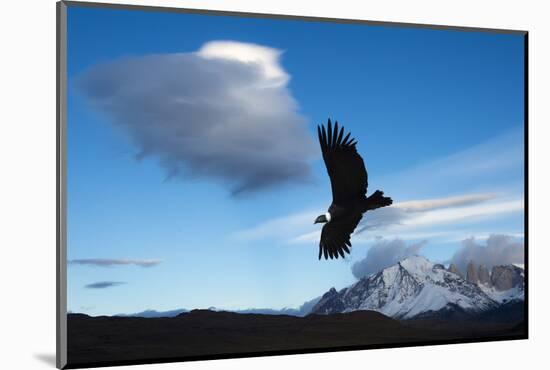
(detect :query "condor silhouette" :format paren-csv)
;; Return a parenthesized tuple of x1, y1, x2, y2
(315, 119, 393, 260)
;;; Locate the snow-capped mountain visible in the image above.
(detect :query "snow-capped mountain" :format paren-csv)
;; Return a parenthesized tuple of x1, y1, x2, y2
(311, 256, 503, 320)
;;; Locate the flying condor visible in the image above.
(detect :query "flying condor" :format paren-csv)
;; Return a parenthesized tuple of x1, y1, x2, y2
(315, 119, 393, 260)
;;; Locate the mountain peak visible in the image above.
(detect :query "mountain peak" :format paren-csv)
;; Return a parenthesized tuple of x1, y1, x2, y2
(466, 261, 479, 284)
(398, 255, 433, 275)
(323, 287, 337, 297)
(311, 256, 500, 320)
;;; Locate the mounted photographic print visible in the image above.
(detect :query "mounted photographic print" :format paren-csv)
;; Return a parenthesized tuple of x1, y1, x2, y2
(56, 1, 528, 368)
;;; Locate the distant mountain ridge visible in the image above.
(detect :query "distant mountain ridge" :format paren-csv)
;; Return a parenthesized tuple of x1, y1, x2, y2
(114, 296, 321, 318)
(311, 256, 524, 320)
(115, 309, 188, 318)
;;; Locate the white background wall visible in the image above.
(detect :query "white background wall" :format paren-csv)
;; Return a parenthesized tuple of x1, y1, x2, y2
(1, 0, 548, 369)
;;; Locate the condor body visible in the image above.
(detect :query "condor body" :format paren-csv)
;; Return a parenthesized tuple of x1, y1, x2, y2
(315, 119, 393, 260)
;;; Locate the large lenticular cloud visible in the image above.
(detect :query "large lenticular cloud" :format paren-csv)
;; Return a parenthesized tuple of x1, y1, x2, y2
(77, 40, 317, 195)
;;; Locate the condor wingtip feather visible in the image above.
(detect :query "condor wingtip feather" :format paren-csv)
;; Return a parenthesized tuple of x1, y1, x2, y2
(319, 119, 356, 150)
(336, 125, 344, 146)
(327, 119, 333, 148)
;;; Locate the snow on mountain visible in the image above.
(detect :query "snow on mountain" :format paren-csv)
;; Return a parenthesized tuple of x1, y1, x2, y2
(473, 263, 524, 303)
(479, 285, 524, 304)
(312, 255, 499, 319)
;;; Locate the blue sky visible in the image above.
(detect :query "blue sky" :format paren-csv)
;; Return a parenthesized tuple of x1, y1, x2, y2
(66, 5, 525, 315)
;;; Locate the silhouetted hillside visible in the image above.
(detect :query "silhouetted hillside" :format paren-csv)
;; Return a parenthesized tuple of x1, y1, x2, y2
(67, 309, 524, 367)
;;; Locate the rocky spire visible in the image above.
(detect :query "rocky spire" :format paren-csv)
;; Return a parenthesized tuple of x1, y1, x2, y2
(478, 265, 491, 286)
(491, 265, 524, 291)
(466, 261, 478, 284)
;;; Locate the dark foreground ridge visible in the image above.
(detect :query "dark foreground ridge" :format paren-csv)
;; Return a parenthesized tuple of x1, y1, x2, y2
(67, 309, 524, 367)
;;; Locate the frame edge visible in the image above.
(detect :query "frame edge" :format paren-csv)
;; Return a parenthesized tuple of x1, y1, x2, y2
(62, 0, 527, 35)
(56, 1, 68, 369)
(523, 32, 529, 339)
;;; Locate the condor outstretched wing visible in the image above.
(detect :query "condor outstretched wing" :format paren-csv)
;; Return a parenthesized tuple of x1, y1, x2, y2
(319, 212, 363, 259)
(317, 119, 368, 205)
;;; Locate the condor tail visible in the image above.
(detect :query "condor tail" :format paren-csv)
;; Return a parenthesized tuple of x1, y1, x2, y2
(364, 190, 393, 212)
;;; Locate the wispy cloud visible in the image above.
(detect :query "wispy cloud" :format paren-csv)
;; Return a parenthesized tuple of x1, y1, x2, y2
(354, 195, 522, 234)
(69, 259, 162, 268)
(232, 210, 318, 241)
(77, 40, 317, 195)
(398, 198, 523, 228)
(291, 229, 459, 245)
(236, 192, 521, 245)
(356, 193, 502, 233)
(396, 193, 498, 212)
(85, 281, 126, 289)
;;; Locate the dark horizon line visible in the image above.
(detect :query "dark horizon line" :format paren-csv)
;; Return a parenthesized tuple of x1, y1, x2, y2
(67, 306, 305, 318)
